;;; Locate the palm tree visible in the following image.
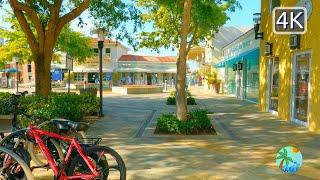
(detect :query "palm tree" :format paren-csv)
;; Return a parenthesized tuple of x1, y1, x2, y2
(276, 148, 294, 170)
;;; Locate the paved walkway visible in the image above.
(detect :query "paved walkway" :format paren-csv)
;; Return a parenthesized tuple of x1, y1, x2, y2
(85, 88, 320, 179)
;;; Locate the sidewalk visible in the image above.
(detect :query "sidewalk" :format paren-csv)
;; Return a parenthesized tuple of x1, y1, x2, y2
(195, 90, 320, 179)
(15, 89, 319, 179)
(85, 90, 320, 179)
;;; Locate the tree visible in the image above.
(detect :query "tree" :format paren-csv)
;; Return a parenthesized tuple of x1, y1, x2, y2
(276, 148, 293, 170)
(0, 0, 138, 96)
(0, 14, 92, 65)
(137, 0, 240, 120)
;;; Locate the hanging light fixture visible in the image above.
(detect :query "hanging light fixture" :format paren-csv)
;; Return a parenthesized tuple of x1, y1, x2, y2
(253, 13, 263, 39)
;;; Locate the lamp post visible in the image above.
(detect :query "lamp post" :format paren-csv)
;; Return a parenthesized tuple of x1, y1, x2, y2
(66, 53, 73, 94)
(253, 13, 263, 39)
(96, 28, 106, 117)
(12, 57, 19, 93)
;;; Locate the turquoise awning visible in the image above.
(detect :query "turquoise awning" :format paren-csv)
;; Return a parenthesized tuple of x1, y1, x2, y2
(214, 48, 260, 68)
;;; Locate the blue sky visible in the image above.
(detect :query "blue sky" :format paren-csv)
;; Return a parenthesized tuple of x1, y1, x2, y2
(0, 0, 261, 56)
(122, 0, 261, 56)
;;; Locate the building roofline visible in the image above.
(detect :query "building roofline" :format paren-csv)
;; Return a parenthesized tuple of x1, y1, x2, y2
(118, 54, 177, 63)
(89, 38, 131, 51)
(221, 27, 255, 49)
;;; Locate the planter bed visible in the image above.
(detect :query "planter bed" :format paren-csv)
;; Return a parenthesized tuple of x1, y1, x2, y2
(0, 115, 13, 132)
(112, 86, 163, 94)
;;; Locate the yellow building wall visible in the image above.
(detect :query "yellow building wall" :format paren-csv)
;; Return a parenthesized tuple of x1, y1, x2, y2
(260, 0, 320, 133)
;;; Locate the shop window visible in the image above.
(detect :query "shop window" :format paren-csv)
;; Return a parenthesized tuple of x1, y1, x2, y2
(105, 48, 111, 57)
(226, 63, 236, 95)
(74, 73, 84, 81)
(293, 53, 310, 123)
(245, 59, 259, 103)
(93, 48, 99, 54)
(269, 58, 279, 112)
(27, 64, 32, 72)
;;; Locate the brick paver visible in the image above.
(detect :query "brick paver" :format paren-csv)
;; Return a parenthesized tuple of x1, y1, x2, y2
(3, 87, 318, 179)
(87, 88, 320, 179)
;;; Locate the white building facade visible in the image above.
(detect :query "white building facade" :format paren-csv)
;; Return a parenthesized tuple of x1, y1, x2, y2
(214, 28, 260, 103)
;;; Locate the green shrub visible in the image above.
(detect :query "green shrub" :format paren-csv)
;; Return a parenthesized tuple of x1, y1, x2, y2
(166, 96, 176, 105)
(49, 93, 86, 122)
(166, 91, 196, 105)
(0, 93, 14, 115)
(17, 93, 99, 126)
(157, 109, 214, 135)
(187, 97, 197, 105)
(157, 114, 181, 133)
(169, 90, 192, 97)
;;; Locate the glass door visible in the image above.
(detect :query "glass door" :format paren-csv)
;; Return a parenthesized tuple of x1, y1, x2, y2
(268, 57, 279, 113)
(292, 52, 311, 125)
(236, 69, 243, 99)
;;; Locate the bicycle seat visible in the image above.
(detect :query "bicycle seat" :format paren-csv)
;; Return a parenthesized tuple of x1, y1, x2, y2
(51, 119, 89, 132)
(67, 121, 89, 131)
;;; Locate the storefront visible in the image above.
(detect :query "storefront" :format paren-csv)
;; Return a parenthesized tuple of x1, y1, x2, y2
(69, 39, 129, 88)
(215, 28, 260, 103)
(259, 0, 320, 133)
(115, 55, 177, 86)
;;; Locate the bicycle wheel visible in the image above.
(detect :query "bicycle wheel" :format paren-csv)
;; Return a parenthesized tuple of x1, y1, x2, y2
(0, 146, 34, 180)
(67, 146, 126, 180)
(27, 138, 64, 167)
(28, 127, 86, 166)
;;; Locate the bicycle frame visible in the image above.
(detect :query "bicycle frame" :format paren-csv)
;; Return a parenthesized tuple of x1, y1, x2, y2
(27, 125, 99, 179)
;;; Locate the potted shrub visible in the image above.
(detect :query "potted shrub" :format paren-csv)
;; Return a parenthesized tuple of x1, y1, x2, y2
(0, 93, 13, 132)
(207, 77, 216, 90)
(214, 80, 221, 94)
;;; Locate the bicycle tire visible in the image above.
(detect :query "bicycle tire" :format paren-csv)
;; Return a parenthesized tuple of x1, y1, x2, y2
(27, 138, 64, 167)
(28, 130, 86, 166)
(0, 146, 34, 180)
(67, 146, 126, 180)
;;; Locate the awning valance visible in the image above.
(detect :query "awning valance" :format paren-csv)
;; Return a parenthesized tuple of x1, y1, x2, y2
(214, 48, 260, 68)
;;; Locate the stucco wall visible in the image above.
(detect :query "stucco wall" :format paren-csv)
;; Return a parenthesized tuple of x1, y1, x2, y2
(260, 0, 320, 132)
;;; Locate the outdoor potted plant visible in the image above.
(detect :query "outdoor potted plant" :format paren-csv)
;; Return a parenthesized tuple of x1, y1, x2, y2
(0, 93, 14, 132)
(214, 80, 221, 94)
(80, 87, 98, 97)
(207, 77, 216, 91)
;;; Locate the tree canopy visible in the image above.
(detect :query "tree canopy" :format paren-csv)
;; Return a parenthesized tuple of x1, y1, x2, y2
(137, 0, 240, 53)
(0, 13, 93, 64)
(136, 0, 240, 120)
(0, 0, 140, 95)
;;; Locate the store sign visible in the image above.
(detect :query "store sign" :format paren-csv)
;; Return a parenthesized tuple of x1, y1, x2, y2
(273, 7, 307, 34)
(84, 58, 99, 67)
(66, 58, 73, 71)
(231, 41, 251, 52)
(223, 30, 259, 59)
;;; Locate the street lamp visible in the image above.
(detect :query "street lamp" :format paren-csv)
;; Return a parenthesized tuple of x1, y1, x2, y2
(66, 53, 73, 94)
(253, 13, 263, 39)
(95, 28, 106, 117)
(12, 57, 19, 93)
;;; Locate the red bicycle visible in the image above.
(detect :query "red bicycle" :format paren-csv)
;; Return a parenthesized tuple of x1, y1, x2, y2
(1, 123, 126, 180)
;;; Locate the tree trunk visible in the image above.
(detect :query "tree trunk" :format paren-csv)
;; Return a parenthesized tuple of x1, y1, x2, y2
(34, 51, 52, 96)
(176, 0, 192, 121)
